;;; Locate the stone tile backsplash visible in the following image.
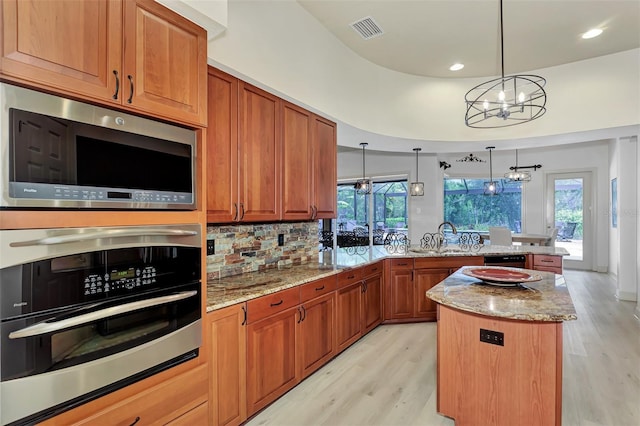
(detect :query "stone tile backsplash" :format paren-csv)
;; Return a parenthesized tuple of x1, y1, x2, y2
(206, 221, 319, 280)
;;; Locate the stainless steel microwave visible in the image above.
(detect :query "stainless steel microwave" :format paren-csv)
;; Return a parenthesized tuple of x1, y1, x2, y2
(0, 83, 196, 210)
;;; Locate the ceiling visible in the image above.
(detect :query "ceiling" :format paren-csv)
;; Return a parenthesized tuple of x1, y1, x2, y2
(297, 0, 640, 79)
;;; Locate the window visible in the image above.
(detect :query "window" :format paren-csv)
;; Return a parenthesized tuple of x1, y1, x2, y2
(329, 179, 408, 249)
(443, 178, 522, 232)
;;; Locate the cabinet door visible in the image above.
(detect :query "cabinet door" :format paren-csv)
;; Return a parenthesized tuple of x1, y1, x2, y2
(0, 0, 122, 102)
(239, 82, 282, 221)
(207, 67, 240, 223)
(123, 0, 207, 125)
(282, 102, 313, 220)
(298, 292, 335, 378)
(312, 115, 337, 219)
(388, 269, 413, 320)
(246, 307, 298, 415)
(336, 281, 363, 353)
(208, 304, 247, 426)
(414, 268, 449, 319)
(363, 273, 383, 334)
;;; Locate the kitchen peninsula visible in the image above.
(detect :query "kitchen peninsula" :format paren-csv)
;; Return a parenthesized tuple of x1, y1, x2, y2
(426, 267, 577, 426)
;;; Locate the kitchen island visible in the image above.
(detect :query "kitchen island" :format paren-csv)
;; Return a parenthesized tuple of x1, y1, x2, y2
(426, 267, 577, 426)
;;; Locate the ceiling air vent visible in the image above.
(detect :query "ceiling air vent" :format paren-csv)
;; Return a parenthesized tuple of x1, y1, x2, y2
(350, 16, 384, 40)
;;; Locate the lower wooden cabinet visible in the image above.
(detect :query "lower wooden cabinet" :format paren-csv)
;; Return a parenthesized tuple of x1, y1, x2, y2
(532, 254, 563, 274)
(363, 271, 383, 334)
(414, 268, 449, 320)
(42, 363, 208, 425)
(208, 303, 247, 426)
(167, 401, 209, 425)
(385, 256, 484, 322)
(336, 280, 364, 353)
(298, 291, 336, 378)
(246, 306, 299, 415)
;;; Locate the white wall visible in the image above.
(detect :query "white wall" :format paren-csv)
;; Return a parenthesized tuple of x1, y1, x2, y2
(609, 137, 638, 302)
(207, 0, 640, 147)
(339, 142, 612, 273)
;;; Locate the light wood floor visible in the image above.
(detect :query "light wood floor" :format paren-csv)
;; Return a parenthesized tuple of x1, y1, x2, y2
(246, 270, 640, 426)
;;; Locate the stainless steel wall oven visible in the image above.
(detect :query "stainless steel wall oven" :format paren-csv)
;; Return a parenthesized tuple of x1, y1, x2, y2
(0, 224, 202, 425)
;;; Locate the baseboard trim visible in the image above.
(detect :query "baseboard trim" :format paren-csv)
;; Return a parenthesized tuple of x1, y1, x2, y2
(615, 289, 637, 302)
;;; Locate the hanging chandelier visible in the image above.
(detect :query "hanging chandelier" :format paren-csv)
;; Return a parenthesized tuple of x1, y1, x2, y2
(464, 0, 547, 128)
(410, 148, 424, 196)
(484, 146, 501, 195)
(504, 149, 542, 182)
(354, 142, 371, 194)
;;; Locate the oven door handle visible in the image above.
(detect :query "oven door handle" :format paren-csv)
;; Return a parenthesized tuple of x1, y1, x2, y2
(10, 228, 198, 247)
(8, 290, 198, 339)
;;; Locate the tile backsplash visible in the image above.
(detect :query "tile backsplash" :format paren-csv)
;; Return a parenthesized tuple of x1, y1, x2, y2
(206, 221, 319, 279)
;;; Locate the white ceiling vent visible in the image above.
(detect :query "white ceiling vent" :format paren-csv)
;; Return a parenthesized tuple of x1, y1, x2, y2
(350, 16, 384, 40)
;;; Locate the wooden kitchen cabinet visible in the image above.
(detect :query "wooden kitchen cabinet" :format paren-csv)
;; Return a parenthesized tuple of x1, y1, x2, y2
(532, 254, 563, 274)
(246, 289, 300, 415)
(0, 0, 207, 126)
(282, 101, 313, 220)
(298, 290, 336, 378)
(42, 363, 208, 425)
(336, 280, 364, 353)
(206, 67, 282, 222)
(386, 256, 484, 322)
(207, 303, 247, 426)
(385, 259, 414, 320)
(311, 114, 337, 219)
(362, 262, 383, 334)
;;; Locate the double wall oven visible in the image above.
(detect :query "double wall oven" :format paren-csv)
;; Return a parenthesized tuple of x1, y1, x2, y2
(0, 224, 202, 425)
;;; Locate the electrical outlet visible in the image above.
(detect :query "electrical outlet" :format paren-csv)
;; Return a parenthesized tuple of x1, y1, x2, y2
(206, 239, 215, 256)
(480, 328, 504, 346)
(278, 234, 284, 246)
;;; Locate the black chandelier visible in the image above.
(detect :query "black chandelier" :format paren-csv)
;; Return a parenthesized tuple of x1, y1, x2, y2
(464, 0, 547, 128)
(504, 149, 542, 182)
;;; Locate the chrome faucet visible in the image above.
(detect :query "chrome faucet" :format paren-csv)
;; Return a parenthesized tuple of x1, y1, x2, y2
(436, 221, 457, 252)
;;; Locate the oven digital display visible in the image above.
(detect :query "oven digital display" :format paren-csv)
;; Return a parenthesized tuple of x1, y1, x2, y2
(110, 268, 135, 280)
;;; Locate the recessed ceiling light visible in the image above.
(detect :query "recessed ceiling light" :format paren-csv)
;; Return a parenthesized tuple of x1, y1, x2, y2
(450, 63, 464, 71)
(582, 28, 603, 39)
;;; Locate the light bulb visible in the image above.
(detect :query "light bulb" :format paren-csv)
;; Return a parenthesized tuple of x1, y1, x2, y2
(518, 92, 525, 103)
(489, 183, 495, 191)
(483, 99, 489, 110)
(502, 102, 508, 111)
(498, 91, 505, 101)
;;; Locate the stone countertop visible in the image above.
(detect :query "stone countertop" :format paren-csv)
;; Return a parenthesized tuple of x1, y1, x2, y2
(426, 266, 577, 322)
(206, 245, 570, 312)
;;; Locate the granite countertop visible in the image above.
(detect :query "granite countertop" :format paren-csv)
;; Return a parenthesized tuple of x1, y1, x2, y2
(425, 266, 577, 322)
(206, 245, 570, 312)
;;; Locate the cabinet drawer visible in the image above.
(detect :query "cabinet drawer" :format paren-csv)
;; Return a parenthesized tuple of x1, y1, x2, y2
(247, 286, 300, 323)
(73, 364, 207, 425)
(166, 401, 208, 425)
(533, 255, 562, 268)
(362, 261, 383, 278)
(300, 276, 337, 302)
(337, 268, 363, 288)
(387, 258, 414, 270)
(414, 256, 483, 270)
(534, 265, 563, 275)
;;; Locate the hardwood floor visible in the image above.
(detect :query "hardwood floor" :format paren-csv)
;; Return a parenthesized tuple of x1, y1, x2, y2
(246, 270, 640, 426)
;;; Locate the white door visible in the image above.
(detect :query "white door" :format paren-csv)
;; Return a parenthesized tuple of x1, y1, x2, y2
(545, 172, 592, 270)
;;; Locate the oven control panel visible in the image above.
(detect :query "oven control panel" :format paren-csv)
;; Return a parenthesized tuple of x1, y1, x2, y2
(83, 266, 158, 296)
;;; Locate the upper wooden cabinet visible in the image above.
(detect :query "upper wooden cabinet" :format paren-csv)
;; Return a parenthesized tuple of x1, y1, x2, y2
(207, 66, 336, 223)
(0, 0, 207, 126)
(311, 115, 337, 219)
(206, 68, 282, 223)
(282, 102, 337, 220)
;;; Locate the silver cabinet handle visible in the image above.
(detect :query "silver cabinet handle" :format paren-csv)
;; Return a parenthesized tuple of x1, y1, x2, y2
(9, 290, 197, 339)
(10, 228, 197, 247)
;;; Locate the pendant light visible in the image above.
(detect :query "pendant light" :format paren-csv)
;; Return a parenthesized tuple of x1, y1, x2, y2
(504, 149, 542, 182)
(464, 0, 547, 128)
(410, 148, 424, 196)
(483, 146, 501, 195)
(354, 142, 371, 194)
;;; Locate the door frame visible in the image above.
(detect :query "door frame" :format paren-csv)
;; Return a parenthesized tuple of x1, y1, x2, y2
(545, 170, 594, 270)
